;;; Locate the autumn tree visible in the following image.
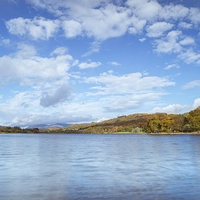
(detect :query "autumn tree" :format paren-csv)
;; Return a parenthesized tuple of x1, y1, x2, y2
(173, 115, 187, 131)
(187, 108, 200, 128)
(147, 115, 161, 132)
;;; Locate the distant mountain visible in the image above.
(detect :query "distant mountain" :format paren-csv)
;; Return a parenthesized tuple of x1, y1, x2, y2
(28, 123, 72, 129)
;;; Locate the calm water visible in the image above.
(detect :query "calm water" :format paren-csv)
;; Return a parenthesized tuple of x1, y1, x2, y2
(1, 134, 200, 200)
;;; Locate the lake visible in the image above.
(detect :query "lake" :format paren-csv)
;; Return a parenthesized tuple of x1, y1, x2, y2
(1, 133, 200, 200)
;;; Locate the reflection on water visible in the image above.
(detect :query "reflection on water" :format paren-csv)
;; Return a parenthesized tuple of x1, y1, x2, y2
(1, 134, 200, 199)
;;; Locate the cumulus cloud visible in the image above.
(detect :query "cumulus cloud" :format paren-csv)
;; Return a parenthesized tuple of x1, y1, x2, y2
(188, 7, 200, 24)
(84, 71, 175, 94)
(26, 0, 148, 40)
(78, 60, 101, 69)
(146, 22, 174, 38)
(150, 98, 200, 114)
(20, 0, 200, 44)
(62, 20, 82, 38)
(159, 4, 189, 20)
(40, 85, 71, 107)
(0, 44, 74, 85)
(179, 36, 195, 45)
(192, 98, 200, 109)
(178, 22, 192, 29)
(154, 31, 182, 53)
(6, 0, 199, 49)
(150, 104, 190, 114)
(81, 4, 132, 40)
(6, 17, 59, 40)
(104, 92, 166, 112)
(126, 0, 162, 20)
(128, 16, 146, 35)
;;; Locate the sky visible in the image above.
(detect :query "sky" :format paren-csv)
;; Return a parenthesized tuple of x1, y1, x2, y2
(0, 0, 200, 127)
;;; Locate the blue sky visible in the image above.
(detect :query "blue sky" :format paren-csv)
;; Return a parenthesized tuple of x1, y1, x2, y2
(0, 0, 200, 127)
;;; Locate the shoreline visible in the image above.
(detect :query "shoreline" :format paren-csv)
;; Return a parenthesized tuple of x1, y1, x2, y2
(1, 131, 200, 135)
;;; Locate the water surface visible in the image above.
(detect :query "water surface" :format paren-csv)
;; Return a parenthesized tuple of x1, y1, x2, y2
(1, 133, 200, 199)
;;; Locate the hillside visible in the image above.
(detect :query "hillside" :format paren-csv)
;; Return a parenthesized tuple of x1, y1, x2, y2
(1, 107, 199, 134)
(42, 107, 200, 134)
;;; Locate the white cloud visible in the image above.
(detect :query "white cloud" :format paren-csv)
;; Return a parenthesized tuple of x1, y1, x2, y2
(178, 22, 192, 29)
(78, 60, 101, 69)
(146, 22, 173, 38)
(84, 71, 175, 94)
(188, 7, 200, 24)
(2, 39, 10, 46)
(6, 17, 59, 40)
(154, 31, 182, 53)
(0, 44, 74, 86)
(80, 4, 132, 40)
(26, 0, 148, 40)
(150, 104, 190, 114)
(183, 80, 200, 89)
(16, 43, 37, 58)
(179, 36, 195, 45)
(128, 16, 146, 35)
(150, 98, 200, 114)
(21, 0, 200, 43)
(139, 38, 146, 42)
(82, 41, 101, 57)
(126, 0, 161, 20)
(109, 62, 121, 66)
(51, 47, 68, 55)
(192, 98, 200, 109)
(27, 0, 109, 16)
(164, 64, 180, 70)
(159, 4, 189, 20)
(104, 92, 166, 112)
(178, 49, 200, 64)
(104, 99, 141, 112)
(62, 20, 82, 38)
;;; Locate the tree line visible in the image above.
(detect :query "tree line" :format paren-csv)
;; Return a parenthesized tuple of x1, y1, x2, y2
(0, 126, 39, 133)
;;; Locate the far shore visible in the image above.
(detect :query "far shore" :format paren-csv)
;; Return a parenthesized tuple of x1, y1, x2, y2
(1, 131, 200, 135)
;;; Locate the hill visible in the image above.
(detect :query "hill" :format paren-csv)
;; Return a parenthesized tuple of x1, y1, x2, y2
(1, 107, 199, 134)
(42, 107, 200, 134)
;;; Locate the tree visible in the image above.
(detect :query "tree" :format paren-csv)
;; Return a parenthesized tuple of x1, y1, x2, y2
(160, 116, 173, 131)
(147, 115, 161, 132)
(173, 115, 186, 131)
(187, 108, 200, 128)
(32, 128, 39, 133)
